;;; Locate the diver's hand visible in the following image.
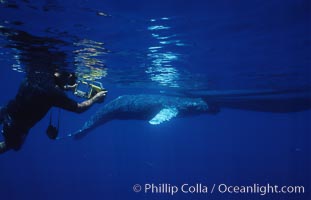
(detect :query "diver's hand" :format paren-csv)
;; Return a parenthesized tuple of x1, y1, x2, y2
(93, 91, 107, 103)
(76, 90, 107, 113)
(64, 83, 78, 91)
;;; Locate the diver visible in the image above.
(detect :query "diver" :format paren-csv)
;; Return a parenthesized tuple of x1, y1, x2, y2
(0, 72, 107, 154)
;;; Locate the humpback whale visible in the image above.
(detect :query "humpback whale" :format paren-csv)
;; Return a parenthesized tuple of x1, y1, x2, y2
(70, 94, 219, 139)
(68, 89, 311, 140)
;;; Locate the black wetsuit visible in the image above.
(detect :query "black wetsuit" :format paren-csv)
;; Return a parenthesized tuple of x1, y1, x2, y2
(1, 79, 78, 150)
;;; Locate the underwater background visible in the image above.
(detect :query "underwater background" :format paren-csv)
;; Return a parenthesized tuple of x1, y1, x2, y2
(0, 0, 310, 199)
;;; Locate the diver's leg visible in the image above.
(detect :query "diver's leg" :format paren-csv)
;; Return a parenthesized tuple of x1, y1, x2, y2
(2, 123, 26, 152)
(0, 141, 8, 154)
(0, 128, 9, 154)
(0, 107, 4, 123)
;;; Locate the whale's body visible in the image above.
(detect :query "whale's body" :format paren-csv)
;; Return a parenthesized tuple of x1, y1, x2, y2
(72, 94, 218, 139)
(70, 90, 311, 139)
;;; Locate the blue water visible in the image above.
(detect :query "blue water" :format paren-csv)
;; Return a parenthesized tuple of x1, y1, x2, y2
(0, 0, 310, 199)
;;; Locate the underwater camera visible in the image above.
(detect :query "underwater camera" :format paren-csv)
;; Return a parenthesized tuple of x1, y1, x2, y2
(74, 80, 106, 99)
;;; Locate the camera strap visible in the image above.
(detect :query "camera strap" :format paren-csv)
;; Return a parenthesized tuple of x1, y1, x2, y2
(49, 109, 60, 129)
(46, 108, 61, 139)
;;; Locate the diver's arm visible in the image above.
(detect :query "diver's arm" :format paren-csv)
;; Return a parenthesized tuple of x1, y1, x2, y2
(75, 91, 107, 113)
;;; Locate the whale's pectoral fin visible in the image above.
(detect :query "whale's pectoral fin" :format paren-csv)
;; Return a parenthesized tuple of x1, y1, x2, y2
(149, 107, 179, 125)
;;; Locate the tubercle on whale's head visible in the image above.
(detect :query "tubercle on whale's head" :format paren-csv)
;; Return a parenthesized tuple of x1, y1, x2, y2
(178, 98, 220, 115)
(193, 98, 220, 114)
(174, 98, 206, 114)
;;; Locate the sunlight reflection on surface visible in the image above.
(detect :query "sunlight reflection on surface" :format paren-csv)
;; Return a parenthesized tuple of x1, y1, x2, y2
(146, 17, 185, 88)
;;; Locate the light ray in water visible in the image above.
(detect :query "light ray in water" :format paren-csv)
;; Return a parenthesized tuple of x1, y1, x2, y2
(146, 17, 186, 88)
